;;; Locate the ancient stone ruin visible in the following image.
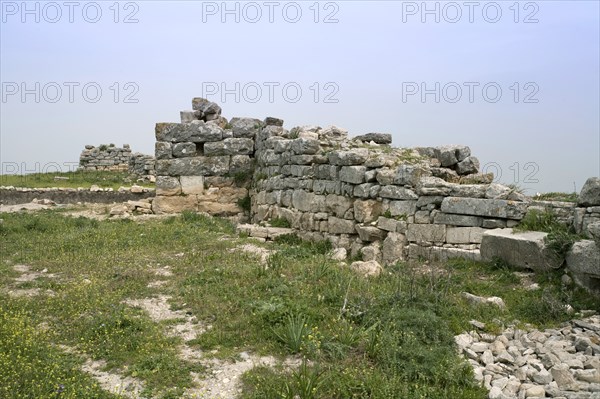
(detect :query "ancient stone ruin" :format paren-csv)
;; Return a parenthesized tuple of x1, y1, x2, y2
(150, 97, 600, 293)
(79, 143, 155, 179)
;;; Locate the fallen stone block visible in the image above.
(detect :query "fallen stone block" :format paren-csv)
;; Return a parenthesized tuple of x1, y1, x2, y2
(480, 228, 563, 271)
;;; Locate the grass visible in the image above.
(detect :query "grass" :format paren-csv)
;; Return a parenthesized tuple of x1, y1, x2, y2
(533, 192, 579, 203)
(1, 210, 598, 398)
(515, 209, 585, 258)
(270, 217, 292, 228)
(0, 170, 154, 190)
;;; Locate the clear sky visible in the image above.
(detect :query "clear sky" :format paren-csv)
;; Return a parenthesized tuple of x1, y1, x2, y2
(1, 0, 599, 195)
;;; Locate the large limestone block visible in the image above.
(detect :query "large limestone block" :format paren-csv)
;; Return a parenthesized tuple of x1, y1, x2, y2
(353, 133, 392, 144)
(325, 194, 353, 218)
(180, 176, 204, 195)
(156, 176, 181, 196)
(356, 225, 386, 242)
(229, 117, 262, 138)
(578, 177, 600, 206)
(379, 186, 418, 200)
(446, 227, 485, 244)
(480, 228, 563, 271)
(156, 156, 230, 176)
(155, 142, 172, 159)
(204, 138, 254, 156)
(339, 166, 366, 184)
(435, 145, 470, 167)
(433, 212, 483, 227)
(328, 217, 356, 234)
(441, 197, 528, 219)
(566, 240, 600, 292)
(189, 121, 223, 142)
(172, 142, 196, 158)
(290, 138, 320, 155)
(354, 200, 382, 223)
(389, 200, 417, 216)
(155, 123, 189, 142)
(382, 232, 406, 265)
(328, 148, 369, 166)
(292, 190, 325, 212)
(407, 224, 447, 243)
(152, 195, 197, 214)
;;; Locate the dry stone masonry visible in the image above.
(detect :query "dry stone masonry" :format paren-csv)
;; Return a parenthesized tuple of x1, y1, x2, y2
(152, 98, 600, 292)
(79, 144, 155, 178)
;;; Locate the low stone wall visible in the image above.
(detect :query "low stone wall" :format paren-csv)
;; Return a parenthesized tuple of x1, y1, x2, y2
(79, 144, 155, 177)
(151, 98, 600, 273)
(0, 186, 154, 205)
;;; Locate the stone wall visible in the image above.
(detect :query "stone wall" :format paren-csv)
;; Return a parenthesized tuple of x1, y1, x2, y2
(79, 144, 155, 178)
(152, 98, 600, 269)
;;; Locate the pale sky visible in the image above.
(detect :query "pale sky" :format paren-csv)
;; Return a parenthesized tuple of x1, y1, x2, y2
(1, 0, 599, 195)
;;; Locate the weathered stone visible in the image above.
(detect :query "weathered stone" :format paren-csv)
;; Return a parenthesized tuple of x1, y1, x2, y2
(155, 123, 189, 142)
(441, 197, 528, 219)
(328, 148, 369, 166)
(382, 232, 406, 265)
(156, 157, 230, 176)
(550, 364, 578, 389)
(229, 117, 262, 138)
(389, 200, 417, 217)
(407, 224, 446, 243)
(292, 190, 324, 212)
(192, 98, 221, 119)
(482, 219, 507, 229)
(204, 138, 254, 156)
(353, 133, 392, 144)
(155, 141, 172, 159)
(229, 155, 254, 176)
(319, 126, 348, 141)
(416, 177, 452, 196)
(416, 196, 445, 207)
(172, 142, 196, 158)
(435, 145, 470, 166)
(290, 138, 320, 155)
(486, 183, 512, 199)
(314, 165, 339, 180)
(180, 176, 204, 195)
(156, 176, 181, 196)
(264, 116, 284, 126)
(354, 183, 376, 198)
(379, 186, 419, 200)
(459, 173, 494, 185)
(579, 177, 600, 206)
(377, 217, 406, 233)
(324, 194, 353, 218)
(152, 195, 197, 214)
(456, 156, 480, 175)
(462, 292, 506, 309)
(328, 217, 356, 234)
(480, 229, 563, 271)
(350, 260, 382, 277)
(180, 110, 197, 123)
(414, 210, 430, 224)
(566, 240, 600, 293)
(188, 121, 223, 143)
(354, 200, 382, 223)
(376, 168, 395, 185)
(446, 227, 485, 244)
(394, 164, 428, 186)
(356, 225, 386, 242)
(339, 166, 366, 184)
(433, 212, 483, 227)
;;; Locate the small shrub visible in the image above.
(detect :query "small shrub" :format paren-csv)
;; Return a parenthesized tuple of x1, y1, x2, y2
(516, 210, 583, 258)
(98, 144, 108, 151)
(237, 195, 251, 213)
(273, 313, 309, 353)
(270, 217, 291, 228)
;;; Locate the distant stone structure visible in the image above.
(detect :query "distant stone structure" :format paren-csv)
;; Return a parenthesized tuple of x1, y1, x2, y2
(79, 144, 155, 179)
(152, 97, 600, 292)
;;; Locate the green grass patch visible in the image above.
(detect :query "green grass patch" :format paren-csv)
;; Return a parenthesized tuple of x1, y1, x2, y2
(533, 192, 579, 203)
(269, 217, 292, 228)
(515, 209, 585, 258)
(1, 210, 598, 398)
(0, 170, 154, 190)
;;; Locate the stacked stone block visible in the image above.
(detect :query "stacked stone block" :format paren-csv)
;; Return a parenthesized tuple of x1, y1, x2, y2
(152, 98, 256, 215)
(152, 98, 600, 271)
(79, 144, 155, 178)
(79, 144, 132, 172)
